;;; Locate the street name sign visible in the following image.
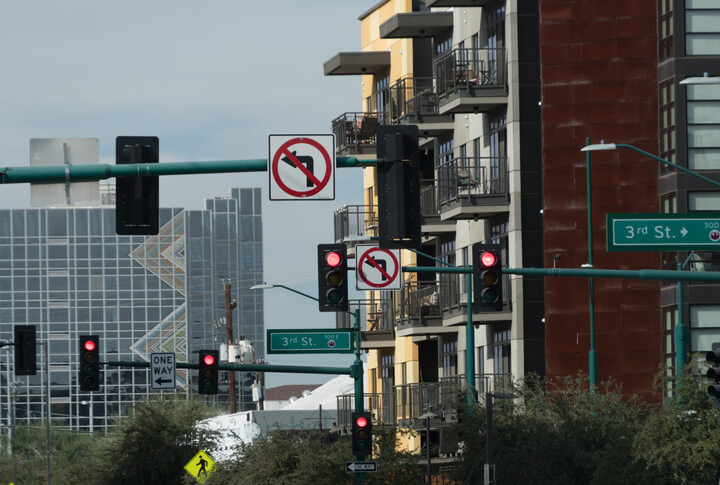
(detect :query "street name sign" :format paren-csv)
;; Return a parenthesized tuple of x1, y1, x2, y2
(267, 329, 354, 354)
(150, 352, 176, 390)
(607, 213, 720, 251)
(346, 461, 378, 473)
(268, 134, 335, 200)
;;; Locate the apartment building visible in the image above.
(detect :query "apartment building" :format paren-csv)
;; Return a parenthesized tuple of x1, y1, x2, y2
(324, 0, 543, 464)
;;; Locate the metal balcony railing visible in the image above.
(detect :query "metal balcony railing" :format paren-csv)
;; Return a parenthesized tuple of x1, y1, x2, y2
(435, 47, 506, 97)
(392, 280, 441, 327)
(336, 298, 394, 332)
(336, 392, 396, 429)
(369, 76, 439, 123)
(332, 112, 385, 154)
(438, 157, 509, 206)
(476, 373, 515, 395)
(394, 376, 463, 426)
(420, 181, 439, 219)
(333, 204, 378, 244)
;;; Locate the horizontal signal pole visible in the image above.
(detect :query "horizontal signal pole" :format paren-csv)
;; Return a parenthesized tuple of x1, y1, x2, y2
(0, 157, 377, 184)
(103, 360, 352, 376)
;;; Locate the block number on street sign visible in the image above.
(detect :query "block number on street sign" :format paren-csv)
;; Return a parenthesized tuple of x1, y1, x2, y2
(150, 352, 176, 390)
(355, 244, 402, 291)
(268, 134, 335, 200)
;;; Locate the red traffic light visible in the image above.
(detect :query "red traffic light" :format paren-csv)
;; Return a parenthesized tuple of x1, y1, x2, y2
(355, 415, 368, 428)
(325, 251, 343, 267)
(480, 251, 497, 268)
(203, 354, 216, 366)
(83, 339, 96, 352)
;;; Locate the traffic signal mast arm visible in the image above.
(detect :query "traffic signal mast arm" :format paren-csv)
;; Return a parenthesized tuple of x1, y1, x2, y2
(103, 360, 354, 375)
(0, 157, 376, 184)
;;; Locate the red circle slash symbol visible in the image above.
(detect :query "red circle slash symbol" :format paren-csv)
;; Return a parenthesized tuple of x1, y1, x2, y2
(272, 137, 332, 198)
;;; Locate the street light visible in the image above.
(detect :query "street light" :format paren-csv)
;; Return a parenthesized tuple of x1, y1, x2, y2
(580, 141, 720, 380)
(679, 72, 720, 85)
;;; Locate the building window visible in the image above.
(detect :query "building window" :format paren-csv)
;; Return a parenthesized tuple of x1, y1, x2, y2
(662, 307, 676, 397)
(689, 191, 720, 211)
(441, 336, 457, 378)
(686, 84, 720, 170)
(690, 305, 720, 354)
(685, 0, 720, 56)
(493, 327, 511, 376)
(659, 80, 676, 166)
(658, 0, 674, 60)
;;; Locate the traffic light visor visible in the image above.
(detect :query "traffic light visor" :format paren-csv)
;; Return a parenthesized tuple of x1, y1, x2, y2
(83, 340, 96, 352)
(203, 354, 215, 366)
(325, 251, 342, 267)
(480, 251, 497, 267)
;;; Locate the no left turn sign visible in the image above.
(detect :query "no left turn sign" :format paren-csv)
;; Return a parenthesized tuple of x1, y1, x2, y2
(356, 244, 402, 290)
(268, 134, 335, 200)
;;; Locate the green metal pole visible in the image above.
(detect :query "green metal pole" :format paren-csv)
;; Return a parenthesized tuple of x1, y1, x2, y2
(585, 137, 598, 391)
(353, 308, 364, 414)
(502, 266, 720, 282)
(103, 360, 352, 375)
(466, 273, 475, 405)
(616, 144, 720, 189)
(675, 262, 688, 378)
(0, 156, 377, 184)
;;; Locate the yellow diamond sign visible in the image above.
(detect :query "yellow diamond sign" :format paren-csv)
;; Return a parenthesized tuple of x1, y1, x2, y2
(184, 450, 216, 483)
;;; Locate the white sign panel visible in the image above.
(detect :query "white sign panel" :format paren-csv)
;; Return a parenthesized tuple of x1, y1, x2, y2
(356, 244, 402, 291)
(268, 134, 335, 200)
(150, 352, 176, 390)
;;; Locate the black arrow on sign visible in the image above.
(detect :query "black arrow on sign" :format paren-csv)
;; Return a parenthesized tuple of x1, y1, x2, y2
(364, 256, 390, 281)
(281, 151, 315, 187)
(155, 377, 172, 386)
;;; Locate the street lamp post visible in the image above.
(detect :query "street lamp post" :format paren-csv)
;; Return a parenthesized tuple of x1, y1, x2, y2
(580, 140, 720, 380)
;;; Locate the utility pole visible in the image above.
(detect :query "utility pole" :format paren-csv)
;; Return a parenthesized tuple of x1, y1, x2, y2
(225, 281, 237, 414)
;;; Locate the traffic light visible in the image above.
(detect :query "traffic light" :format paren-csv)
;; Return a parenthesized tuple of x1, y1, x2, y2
(351, 411, 373, 457)
(115, 136, 159, 235)
(198, 350, 219, 394)
(472, 243, 503, 312)
(317, 244, 348, 312)
(79, 335, 100, 392)
(376, 125, 421, 249)
(706, 343, 720, 400)
(14, 325, 36, 376)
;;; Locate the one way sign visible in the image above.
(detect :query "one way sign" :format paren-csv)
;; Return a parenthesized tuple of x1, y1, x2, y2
(346, 461, 377, 473)
(151, 352, 176, 390)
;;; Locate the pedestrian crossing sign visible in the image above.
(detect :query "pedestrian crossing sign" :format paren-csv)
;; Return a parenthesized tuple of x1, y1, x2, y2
(184, 449, 216, 483)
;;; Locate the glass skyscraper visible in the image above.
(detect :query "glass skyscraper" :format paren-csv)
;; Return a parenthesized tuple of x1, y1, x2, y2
(0, 187, 264, 433)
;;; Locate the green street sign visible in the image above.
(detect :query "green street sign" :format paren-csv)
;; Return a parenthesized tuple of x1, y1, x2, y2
(267, 329, 354, 354)
(607, 213, 720, 251)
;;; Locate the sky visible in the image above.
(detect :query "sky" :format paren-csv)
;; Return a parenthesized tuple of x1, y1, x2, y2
(0, 1, 378, 388)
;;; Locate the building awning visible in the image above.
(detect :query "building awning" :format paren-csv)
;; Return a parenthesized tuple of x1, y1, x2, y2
(323, 51, 391, 76)
(379, 12, 453, 39)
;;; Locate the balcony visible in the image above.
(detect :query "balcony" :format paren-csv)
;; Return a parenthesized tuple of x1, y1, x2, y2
(437, 157, 510, 220)
(385, 77, 453, 135)
(420, 181, 455, 236)
(393, 281, 453, 337)
(434, 48, 507, 114)
(336, 392, 396, 430)
(336, 298, 395, 350)
(394, 376, 463, 428)
(476, 373, 514, 396)
(439, 273, 512, 326)
(379, 11, 453, 39)
(332, 112, 384, 157)
(333, 204, 378, 248)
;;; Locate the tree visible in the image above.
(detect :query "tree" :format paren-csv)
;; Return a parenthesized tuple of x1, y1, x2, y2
(96, 397, 218, 485)
(633, 362, 720, 484)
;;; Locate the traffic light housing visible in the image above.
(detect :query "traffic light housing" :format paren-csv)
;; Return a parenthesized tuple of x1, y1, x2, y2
(317, 244, 348, 312)
(351, 411, 373, 457)
(14, 325, 37, 376)
(115, 136, 159, 235)
(376, 125, 421, 249)
(198, 350, 219, 394)
(79, 335, 100, 392)
(473, 243, 503, 312)
(706, 343, 720, 400)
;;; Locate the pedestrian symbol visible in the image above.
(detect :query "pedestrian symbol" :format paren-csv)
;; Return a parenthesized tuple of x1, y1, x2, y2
(184, 450, 216, 483)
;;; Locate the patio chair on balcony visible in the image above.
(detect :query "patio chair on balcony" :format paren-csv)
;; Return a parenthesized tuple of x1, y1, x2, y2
(357, 116, 379, 144)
